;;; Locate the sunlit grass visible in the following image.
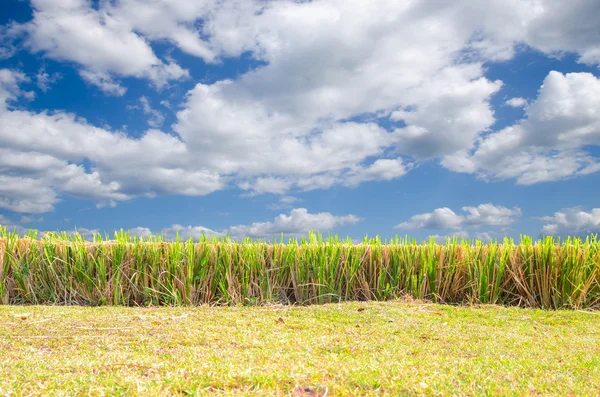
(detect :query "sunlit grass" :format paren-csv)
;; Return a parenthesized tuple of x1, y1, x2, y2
(1, 226, 599, 309)
(1, 302, 599, 396)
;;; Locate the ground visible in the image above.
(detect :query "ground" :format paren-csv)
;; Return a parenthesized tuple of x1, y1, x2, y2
(0, 301, 599, 396)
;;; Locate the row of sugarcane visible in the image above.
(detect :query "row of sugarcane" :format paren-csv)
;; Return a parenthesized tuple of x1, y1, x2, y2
(0, 227, 599, 309)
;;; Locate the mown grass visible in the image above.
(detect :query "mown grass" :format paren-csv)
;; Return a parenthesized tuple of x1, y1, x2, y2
(1, 301, 599, 396)
(1, 227, 600, 309)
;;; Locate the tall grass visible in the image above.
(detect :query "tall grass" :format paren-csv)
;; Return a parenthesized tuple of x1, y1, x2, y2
(1, 227, 599, 309)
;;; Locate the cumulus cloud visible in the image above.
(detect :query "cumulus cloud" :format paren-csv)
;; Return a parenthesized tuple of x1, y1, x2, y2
(0, 176, 55, 214)
(395, 203, 521, 230)
(343, 158, 409, 187)
(505, 97, 528, 108)
(391, 70, 502, 159)
(0, 69, 30, 106)
(14, 0, 598, 72)
(223, 208, 359, 239)
(14, 0, 189, 93)
(79, 71, 127, 96)
(473, 232, 494, 242)
(540, 207, 600, 237)
(170, 2, 505, 182)
(62, 227, 101, 240)
(1, 0, 600, 215)
(127, 227, 153, 238)
(397, 208, 464, 230)
(154, 225, 219, 241)
(19, 215, 43, 224)
(238, 178, 293, 196)
(167, 0, 600, 191)
(518, 0, 600, 67)
(23, 207, 359, 241)
(128, 208, 361, 241)
(35, 67, 61, 92)
(444, 71, 600, 184)
(35, 225, 212, 241)
(135, 96, 165, 128)
(107, 0, 216, 61)
(0, 70, 223, 212)
(0, 145, 133, 213)
(267, 196, 301, 211)
(429, 230, 470, 244)
(0, 214, 30, 235)
(462, 204, 522, 227)
(175, 80, 409, 191)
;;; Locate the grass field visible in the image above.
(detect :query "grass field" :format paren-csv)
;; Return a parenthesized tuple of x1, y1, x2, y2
(2, 228, 600, 309)
(1, 301, 599, 396)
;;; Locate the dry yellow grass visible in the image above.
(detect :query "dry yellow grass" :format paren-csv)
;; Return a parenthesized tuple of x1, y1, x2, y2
(1, 301, 599, 396)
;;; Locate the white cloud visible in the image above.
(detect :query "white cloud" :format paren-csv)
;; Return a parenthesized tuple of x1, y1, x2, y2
(391, 70, 503, 159)
(17, 0, 189, 93)
(0, 147, 130, 213)
(396, 203, 521, 230)
(0, 173, 59, 213)
(505, 97, 528, 108)
(126, 227, 152, 239)
(125, 208, 360, 241)
(344, 158, 408, 187)
(145, 224, 219, 241)
(35, 67, 61, 92)
(238, 177, 292, 196)
(540, 207, 600, 237)
(167, 225, 218, 241)
(95, 200, 117, 209)
(1, 1, 600, 215)
(172, 2, 506, 171)
(462, 204, 522, 227)
(0, 73, 224, 213)
(54, 227, 101, 241)
(19, 215, 43, 224)
(0, 214, 28, 235)
(107, 0, 216, 62)
(19, 215, 34, 224)
(429, 230, 470, 244)
(473, 232, 494, 242)
(16, 0, 595, 72)
(444, 71, 600, 184)
(225, 208, 361, 240)
(519, 0, 600, 67)
(0, 24, 18, 60)
(397, 208, 464, 230)
(175, 82, 409, 191)
(0, 69, 30, 106)
(34, 224, 217, 241)
(79, 71, 126, 96)
(168, 0, 594, 191)
(267, 196, 301, 210)
(138, 96, 164, 128)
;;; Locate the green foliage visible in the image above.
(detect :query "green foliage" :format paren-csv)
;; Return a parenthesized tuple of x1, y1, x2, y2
(0, 226, 599, 308)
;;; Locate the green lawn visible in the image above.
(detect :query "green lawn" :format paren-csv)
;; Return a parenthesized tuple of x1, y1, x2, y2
(1, 302, 599, 396)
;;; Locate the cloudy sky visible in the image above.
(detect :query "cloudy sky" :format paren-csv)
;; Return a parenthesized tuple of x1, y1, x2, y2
(0, 0, 599, 242)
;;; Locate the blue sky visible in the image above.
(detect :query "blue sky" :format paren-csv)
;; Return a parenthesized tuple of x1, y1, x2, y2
(1, 0, 600, 242)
